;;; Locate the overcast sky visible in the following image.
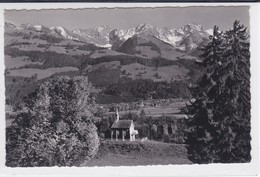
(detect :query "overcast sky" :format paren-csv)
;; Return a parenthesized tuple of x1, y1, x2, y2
(5, 6, 249, 31)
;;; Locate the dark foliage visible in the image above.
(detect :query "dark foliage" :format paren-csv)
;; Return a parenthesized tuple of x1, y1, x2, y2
(5, 75, 41, 107)
(103, 79, 191, 103)
(6, 76, 99, 167)
(173, 59, 204, 84)
(185, 21, 251, 163)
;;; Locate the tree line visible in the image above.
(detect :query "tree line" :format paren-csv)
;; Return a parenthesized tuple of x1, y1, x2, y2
(103, 78, 191, 102)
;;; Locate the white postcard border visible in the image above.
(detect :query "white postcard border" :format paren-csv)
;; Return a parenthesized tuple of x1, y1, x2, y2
(0, 3, 259, 177)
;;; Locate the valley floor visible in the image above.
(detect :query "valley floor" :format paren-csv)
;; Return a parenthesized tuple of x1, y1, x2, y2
(82, 140, 191, 167)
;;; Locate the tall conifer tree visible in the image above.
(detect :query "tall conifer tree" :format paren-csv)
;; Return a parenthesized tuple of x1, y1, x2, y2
(185, 21, 251, 163)
(214, 20, 251, 162)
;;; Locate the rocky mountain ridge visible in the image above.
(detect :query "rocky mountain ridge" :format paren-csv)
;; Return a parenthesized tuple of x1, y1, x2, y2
(5, 22, 211, 55)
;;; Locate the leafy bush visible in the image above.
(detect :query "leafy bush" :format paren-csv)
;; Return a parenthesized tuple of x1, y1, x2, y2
(5, 75, 41, 107)
(6, 76, 99, 167)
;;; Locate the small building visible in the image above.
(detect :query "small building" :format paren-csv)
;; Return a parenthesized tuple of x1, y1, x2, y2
(110, 109, 138, 141)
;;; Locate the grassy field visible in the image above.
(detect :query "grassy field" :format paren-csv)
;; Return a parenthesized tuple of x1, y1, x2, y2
(90, 49, 127, 59)
(83, 140, 191, 166)
(106, 100, 188, 118)
(143, 101, 187, 118)
(89, 61, 189, 82)
(8, 67, 79, 80)
(5, 55, 43, 69)
(4, 34, 48, 46)
(47, 45, 91, 55)
(89, 61, 121, 72)
(121, 63, 189, 82)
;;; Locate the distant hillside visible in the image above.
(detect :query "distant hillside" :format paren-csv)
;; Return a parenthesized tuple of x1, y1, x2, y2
(117, 34, 191, 60)
(5, 47, 80, 69)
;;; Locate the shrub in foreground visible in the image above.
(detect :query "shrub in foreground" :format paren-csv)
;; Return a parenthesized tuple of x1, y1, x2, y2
(6, 76, 99, 167)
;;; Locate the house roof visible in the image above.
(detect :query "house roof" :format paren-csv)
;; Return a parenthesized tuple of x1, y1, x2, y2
(111, 120, 133, 129)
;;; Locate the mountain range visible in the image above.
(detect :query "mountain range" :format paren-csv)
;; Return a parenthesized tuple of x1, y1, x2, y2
(5, 22, 212, 55)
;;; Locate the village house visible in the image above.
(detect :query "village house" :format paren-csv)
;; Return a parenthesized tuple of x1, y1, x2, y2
(110, 109, 138, 141)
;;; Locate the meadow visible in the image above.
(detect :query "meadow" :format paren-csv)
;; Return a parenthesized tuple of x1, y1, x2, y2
(105, 100, 188, 119)
(83, 140, 191, 166)
(8, 67, 79, 80)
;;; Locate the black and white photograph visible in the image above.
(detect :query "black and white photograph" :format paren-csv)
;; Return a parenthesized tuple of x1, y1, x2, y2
(3, 5, 254, 168)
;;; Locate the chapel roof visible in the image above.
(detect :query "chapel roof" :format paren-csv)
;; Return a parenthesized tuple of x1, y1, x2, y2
(111, 120, 133, 129)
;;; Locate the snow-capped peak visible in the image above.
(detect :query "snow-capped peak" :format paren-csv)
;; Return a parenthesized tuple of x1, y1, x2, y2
(51, 26, 79, 40)
(51, 26, 67, 35)
(96, 25, 110, 32)
(71, 25, 112, 45)
(15, 23, 50, 32)
(33, 25, 44, 31)
(206, 29, 213, 35)
(32, 25, 51, 32)
(108, 23, 210, 53)
(135, 23, 154, 32)
(5, 22, 19, 30)
(183, 23, 203, 32)
(5, 22, 16, 28)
